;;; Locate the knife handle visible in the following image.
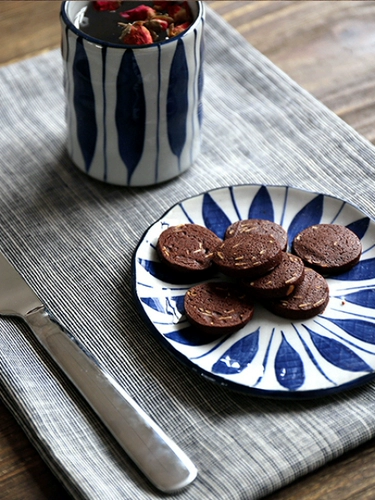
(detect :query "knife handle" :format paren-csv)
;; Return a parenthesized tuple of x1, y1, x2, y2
(24, 306, 197, 493)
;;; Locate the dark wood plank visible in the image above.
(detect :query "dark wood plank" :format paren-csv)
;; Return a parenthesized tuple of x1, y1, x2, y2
(0, 402, 72, 499)
(1, 2, 375, 499)
(211, 0, 375, 144)
(0, 1, 62, 65)
(265, 438, 375, 500)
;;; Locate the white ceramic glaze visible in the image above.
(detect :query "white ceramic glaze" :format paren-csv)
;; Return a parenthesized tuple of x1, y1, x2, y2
(61, 1, 204, 186)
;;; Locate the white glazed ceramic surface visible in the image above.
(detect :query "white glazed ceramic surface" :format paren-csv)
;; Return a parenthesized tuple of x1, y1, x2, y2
(61, 1, 204, 186)
(133, 184, 375, 399)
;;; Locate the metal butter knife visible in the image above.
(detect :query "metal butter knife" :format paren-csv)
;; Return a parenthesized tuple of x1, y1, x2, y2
(0, 253, 197, 492)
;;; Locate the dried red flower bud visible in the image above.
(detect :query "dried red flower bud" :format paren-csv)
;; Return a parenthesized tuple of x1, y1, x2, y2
(167, 2, 192, 24)
(119, 22, 154, 45)
(168, 21, 191, 38)
(93, 1, 121, 12)
(119, 5, 156, 21)
(144, 19, 166, 35)
(143, 20, 161, 41)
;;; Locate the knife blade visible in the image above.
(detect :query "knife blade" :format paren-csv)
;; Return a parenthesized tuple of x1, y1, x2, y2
(0, 252, 197, 492)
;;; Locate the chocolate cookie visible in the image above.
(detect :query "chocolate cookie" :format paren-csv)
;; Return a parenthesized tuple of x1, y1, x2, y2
(266, 268, 329, 319)
(225, 219, 288, 251)
(184, 282, 255, 335)
(293, 224, 362, 275)
(157, 224, 221, 274)
(213, 233, 283, 279)
(243, 253, 305, 299)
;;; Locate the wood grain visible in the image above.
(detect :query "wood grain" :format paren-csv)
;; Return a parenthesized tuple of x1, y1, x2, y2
(1, 1, 375, 499)
(0, 402, 72, 499)
(211, 0, 375, 144)
(0, 1, 62, 65)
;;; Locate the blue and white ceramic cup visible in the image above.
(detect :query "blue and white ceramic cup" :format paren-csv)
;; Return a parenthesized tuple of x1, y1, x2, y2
(60, 1, 204, 186)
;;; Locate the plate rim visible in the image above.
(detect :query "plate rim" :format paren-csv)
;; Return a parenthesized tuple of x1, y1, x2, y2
(131, 183, 375, 400)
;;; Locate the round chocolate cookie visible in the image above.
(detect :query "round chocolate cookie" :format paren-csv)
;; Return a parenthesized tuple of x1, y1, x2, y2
(266, 268, 329, 319)
(242, 253, 305, 299)
(293, 224, 362, 275)
(184, 282, 255, 335)
(157, 224, 222, 274)
(225, 219, 288, 250)
(212, 233, 283, 279)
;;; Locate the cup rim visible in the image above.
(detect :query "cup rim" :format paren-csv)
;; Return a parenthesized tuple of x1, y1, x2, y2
(61, 1, 204, 49)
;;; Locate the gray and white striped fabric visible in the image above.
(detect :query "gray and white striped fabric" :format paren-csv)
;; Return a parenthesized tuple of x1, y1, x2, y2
(2, 6, 375, 500)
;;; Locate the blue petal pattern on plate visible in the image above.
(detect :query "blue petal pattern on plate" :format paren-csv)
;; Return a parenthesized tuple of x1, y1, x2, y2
(202, 193, 231, 239)
(275, 335, 305, 390)
(132, 185, 375, 398)
(212, 328, 260, 375)
(249, 185, 274, 220)
(307, 328, 372, 372)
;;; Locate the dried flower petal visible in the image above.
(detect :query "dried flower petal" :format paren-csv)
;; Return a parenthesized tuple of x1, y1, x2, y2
(94, 1, 194, 46)
(152, 15, 173, 30)
(168, 21, 191, 38)
(93, 1, 121, 12)
(119, 5, 156, 21)
(119, 22, 154, 45)
(144, 19, 166, 34)
(155, 19, 170, 31)
(167, 2, 192, 24)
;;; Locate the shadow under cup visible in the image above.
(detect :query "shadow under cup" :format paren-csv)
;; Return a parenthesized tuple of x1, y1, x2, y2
(60, 1, 204, 186)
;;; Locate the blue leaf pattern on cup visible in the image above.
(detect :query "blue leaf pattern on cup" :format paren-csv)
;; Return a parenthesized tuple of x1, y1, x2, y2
(212, 329, 260, 375)
(116, 49, 146, 184)
(275, 336, 305, 390)
(62, 2, 205, 186)
(248, 185, 274, 221)
(73, 38, 97, 171)
(167, 39, 188, 166)
(197, 21, 204, 127)
(307, 328, 372, 372)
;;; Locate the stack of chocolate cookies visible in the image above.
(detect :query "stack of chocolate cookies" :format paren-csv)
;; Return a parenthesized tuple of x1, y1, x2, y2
(156, 220, 362, 336)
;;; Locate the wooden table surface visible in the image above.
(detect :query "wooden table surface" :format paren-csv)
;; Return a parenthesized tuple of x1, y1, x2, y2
(2, 1, 375, 499)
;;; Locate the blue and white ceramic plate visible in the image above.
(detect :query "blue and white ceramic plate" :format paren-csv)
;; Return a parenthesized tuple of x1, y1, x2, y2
(132, 185, 375, 398)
